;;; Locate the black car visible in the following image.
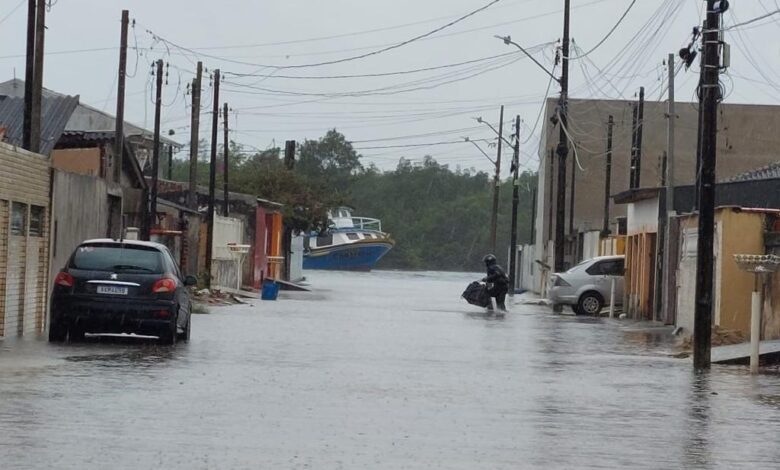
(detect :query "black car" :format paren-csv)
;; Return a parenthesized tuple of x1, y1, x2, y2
(49, 239, 197, 344)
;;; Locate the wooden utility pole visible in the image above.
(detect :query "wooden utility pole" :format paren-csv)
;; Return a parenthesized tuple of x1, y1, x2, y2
(661, 53, 677, 325)
(205, 69, 220, 288)
(603, 115, 614, 234)
(188, 61, 203, 209)
(489, 105, 504, 253)
(222, 102, 229, 216)
(693, 0, 726, 370)
(147, 59, 164, 241)
(167, 145, 173, 180)
(554, 0, 571, 273)
(635, 86, 645, 188)
(114, 10, 129, 183)
(508, 115, 521, 296)
(629, 103, 639, 189)
(22, 0, 35, 151)
(29, 0, 45, 154)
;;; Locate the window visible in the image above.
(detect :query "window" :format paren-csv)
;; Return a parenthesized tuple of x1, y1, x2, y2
(587, 259, 625, 276)
(70, 244, 164, 273)
(29, 205, 45, 237)
(346, 233, 360, 241)
(11, 202, 27, 236)
(363, 233, 374, 239)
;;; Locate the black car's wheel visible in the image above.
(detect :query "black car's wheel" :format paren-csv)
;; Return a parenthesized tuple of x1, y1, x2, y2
(159, 317, 177, 345)
(577, 292, 604, 316)
(68, 325, 85, 342)
(177, 311, 191, 343)
(48, 320, 68, 342)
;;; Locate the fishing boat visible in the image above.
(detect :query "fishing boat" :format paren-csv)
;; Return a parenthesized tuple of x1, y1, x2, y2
(303, 207, 394, 271)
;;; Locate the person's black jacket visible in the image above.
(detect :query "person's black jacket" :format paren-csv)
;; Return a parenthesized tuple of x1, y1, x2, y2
(484, 264, 509, 289)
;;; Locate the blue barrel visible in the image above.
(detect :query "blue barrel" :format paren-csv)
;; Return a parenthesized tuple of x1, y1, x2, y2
(261, 280, 279, 300)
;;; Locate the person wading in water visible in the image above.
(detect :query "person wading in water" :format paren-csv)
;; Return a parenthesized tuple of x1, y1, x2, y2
(482, 254, 509, 312)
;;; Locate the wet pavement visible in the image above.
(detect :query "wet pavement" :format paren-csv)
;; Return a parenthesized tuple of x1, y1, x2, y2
(1, 270, 780, 469)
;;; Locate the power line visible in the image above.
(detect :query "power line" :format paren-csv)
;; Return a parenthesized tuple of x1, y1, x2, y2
(724, 8, 780, 31)
(0, 0, 25, 26)
(147, 0, 505, 70)
(568, 0, 637, 60)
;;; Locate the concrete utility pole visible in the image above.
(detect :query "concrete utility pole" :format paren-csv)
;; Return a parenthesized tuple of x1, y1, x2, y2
(22, 0, 35, 151)
(661, 53, 677, 325)
(693, 0, 726, 370)
(629, 103, 638, 189)
(114, 10, 129, 183)
(147, 59, 164, 241)
(205, 69, 220, 288)
(29, 0, 45, 154)
(188, 61, 203, 210)
(554, 0, 571, 273)
(508, 115, 521, 296)
(490, 105, 504, 254)
(223, 102, 229, 216)
(603, 115, 614, 234)
(530, 186, 537, 245)
(548, 147, 555, 244)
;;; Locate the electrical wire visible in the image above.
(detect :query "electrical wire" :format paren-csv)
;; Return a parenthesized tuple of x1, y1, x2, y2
(724, 8, 780, 31)
(0, 0, 25, 26)
(568, 0, 637, 60)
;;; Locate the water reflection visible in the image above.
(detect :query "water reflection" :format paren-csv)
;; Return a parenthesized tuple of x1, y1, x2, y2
(683, 372, 713, 469)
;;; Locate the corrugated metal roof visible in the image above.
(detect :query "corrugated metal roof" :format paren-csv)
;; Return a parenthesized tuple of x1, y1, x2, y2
(0, 94, 79, 155)
(726, 161, 780, 183)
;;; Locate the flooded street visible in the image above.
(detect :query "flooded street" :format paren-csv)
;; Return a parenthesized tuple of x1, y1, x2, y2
(2, 270, 780, 469)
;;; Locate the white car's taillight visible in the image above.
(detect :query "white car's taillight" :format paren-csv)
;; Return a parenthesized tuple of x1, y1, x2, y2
(553, 276, 571, 287)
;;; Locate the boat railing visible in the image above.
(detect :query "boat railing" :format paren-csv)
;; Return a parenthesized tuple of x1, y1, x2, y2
(351, 217, 382, 232)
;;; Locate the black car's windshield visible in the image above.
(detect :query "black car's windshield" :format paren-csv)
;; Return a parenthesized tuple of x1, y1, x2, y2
(70, 244, 164, 273)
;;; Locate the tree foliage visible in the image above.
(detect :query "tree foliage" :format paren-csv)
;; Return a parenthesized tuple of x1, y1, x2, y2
(169, 131, 537, 271)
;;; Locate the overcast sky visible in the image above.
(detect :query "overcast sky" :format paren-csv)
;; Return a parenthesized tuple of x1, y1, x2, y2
(2, 0, 779, 175)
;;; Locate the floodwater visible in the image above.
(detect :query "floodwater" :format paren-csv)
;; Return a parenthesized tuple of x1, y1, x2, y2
(1, 270, 780, 469)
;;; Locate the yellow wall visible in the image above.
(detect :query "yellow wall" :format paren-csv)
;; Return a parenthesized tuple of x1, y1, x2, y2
(717, 210, 765, 335)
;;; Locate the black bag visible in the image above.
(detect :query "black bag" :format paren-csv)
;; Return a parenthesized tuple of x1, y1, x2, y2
(462, 281, 491, 308)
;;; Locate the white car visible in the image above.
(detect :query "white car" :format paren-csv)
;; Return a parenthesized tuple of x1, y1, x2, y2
(547, 255, 625, 315)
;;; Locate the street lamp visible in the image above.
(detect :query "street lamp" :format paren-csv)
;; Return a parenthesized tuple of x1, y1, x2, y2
(462, 136, 495, 164)
(495, 35, 561, 85)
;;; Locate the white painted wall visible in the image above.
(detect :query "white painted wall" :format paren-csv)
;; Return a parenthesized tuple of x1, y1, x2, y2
(582, 231, 602, 261)
(627, 198, 660, 235)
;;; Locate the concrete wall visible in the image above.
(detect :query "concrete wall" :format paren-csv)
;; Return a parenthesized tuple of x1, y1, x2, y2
(534, 98, 780, 275)
(717, 210, 765, 335)
(675, 209, 766, 338)
(582, 231, 601, 261)
(0, 142, 51, 338)
(627, 199, 659, 235)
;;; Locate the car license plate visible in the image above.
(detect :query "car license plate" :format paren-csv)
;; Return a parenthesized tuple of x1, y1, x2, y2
(96, 285, 128, 296)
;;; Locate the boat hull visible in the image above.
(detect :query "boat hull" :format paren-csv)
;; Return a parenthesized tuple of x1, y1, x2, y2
(303, 241, 393, 271)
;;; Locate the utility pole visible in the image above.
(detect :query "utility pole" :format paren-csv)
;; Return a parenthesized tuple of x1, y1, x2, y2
(223, 102, 229, 216)
(147, 59, 163, 241)
(629, 103, 638, 189)
(603, 115, 614, 234)
(22, 0, 35, 151)
(554, 0, 571, 273)
(547, 147, 555, 244)
(167, 145, 173, 180)
(188, 62, 203, 209)
(635, 86, 645, 188)
(114, 10, 129, 183)
(508, 115, 521, 296)
(205, 69, 220, 288)
(530, 186, 538, 245)
(490, 105, 504, 254)
(29, 0, 45, 154)
(693, 0, 726, 370)
(569, 136, 576, 236)
(661, 52, 677, 325)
